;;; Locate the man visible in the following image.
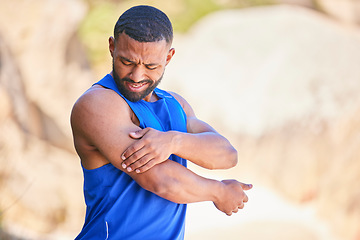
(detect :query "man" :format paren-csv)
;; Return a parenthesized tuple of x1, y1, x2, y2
(71, 5, 252, 240)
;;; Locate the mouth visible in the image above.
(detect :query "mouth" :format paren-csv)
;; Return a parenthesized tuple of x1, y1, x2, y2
(125, 81, 150, 92)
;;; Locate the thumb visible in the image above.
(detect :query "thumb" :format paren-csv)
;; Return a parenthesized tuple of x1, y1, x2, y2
(129, 128, 148, 139)
(240, 183, 253, 191)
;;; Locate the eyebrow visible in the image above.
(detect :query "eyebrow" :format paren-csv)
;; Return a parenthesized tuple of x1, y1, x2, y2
(119, 56, 159, 67)
(119, 56, 135, 64)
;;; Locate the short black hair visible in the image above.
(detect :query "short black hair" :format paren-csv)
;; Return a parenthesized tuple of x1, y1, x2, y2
(114, 5, 173, 44)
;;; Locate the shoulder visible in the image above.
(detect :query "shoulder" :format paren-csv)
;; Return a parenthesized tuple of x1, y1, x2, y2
(71, 85, 132, 130)
(73, 85, 129, 112)
(75, 85, 126, 107)
(166, 90, 216, 134)
(166, 91, 185, 104)
(166, 90, 195, 118)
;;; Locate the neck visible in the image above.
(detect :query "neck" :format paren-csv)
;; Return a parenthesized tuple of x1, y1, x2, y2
(144, 91, 159, 102)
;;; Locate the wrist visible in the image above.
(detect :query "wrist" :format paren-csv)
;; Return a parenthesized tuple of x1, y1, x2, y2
(169, 130, 182, 155)
(211, 180, 225, 204)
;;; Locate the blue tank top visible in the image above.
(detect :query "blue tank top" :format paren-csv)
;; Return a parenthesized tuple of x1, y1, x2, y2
(75, 74, 188, 240)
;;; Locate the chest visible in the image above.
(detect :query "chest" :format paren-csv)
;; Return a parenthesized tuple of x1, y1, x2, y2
(128, 98, 187, 133)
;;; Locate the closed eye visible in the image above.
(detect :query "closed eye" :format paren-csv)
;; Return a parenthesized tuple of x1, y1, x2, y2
(119, 56, 134, 66)
(121, 59, 133, 66)
(145, 64, 158, 70)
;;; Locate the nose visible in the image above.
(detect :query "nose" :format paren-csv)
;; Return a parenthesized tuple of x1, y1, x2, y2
(129, 65, 145, 82)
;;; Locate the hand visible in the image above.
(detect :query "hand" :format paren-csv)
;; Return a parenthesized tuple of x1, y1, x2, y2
(213, 180, 252, 216)
(121, 128, 174, 173)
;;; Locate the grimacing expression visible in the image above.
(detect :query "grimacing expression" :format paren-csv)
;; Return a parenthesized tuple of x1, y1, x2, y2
(112, 64, 163, 102)
(110, 33, 174, 102)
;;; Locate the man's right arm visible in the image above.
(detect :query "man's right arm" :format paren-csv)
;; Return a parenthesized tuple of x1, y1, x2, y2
(70, 87, 251, 215)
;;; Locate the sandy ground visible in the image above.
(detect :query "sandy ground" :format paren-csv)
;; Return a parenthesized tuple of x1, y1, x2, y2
(3, 170, 340, 240)
(3, 185, 340, 240)
(185, 183, 338, 240)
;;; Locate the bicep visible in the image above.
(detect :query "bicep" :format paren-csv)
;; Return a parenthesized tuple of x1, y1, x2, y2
(70, 90, 178, 189)
(72, 95, 140, 170)
(75, 106, 182, 192)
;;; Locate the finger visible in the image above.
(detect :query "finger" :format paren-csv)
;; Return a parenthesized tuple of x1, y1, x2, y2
(129, 128, 150, 139)
(243, 194, 249, 203)
(240, 183, 253, 191)
(233, 208, 239, 213)
(134, 159, 156, 173)
(121, 141, 146, 162)
(127, 154, 153, 172)
(122, 148, 149, 171)
(238, 202, 245, 209)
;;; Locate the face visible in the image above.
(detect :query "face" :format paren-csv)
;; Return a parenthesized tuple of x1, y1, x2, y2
(109, 32, 175, 102)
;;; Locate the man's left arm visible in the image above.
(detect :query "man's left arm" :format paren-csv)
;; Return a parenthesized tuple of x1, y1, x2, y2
(121, 92, 238, 173)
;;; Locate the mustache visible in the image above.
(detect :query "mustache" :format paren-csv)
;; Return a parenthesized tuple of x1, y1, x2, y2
(121, 77, 152, 85)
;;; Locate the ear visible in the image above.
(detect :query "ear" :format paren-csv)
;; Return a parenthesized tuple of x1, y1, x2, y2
(165, 48, 175, 66)
(109, 36, 115, 58)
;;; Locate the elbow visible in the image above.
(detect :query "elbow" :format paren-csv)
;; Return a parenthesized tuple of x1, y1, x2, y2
(231, 148, 238, 167)
(226, 147, 238, 168)
(146, 178, 182, 203)
(206, 147, 238, 170)
(136, 168, 179, 200)
(220, 147, 238, 169)
(146, 180, 171, 196)
(138, 174, 167, 194)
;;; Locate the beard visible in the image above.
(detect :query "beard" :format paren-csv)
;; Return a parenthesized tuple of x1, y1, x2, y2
(112, 63, 163, 102)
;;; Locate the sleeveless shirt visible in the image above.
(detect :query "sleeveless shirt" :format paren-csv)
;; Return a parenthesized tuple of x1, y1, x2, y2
(75, 74, 188, 240)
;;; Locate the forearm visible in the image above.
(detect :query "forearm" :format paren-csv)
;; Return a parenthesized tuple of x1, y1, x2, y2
(171, 131, 238, 169)
(134, 159, 223, 204)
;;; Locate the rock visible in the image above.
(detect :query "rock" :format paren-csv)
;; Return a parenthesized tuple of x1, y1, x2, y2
(1, 2, 360, 239)
(164, 5, 360, 240)
(276, 0, 315, 9)
(316, 107, 360, 239)
(0, 0, 94, 151)
(317, 0, 360, 26)
(167, 5, 360, 136)
(0, 0, 92, 237)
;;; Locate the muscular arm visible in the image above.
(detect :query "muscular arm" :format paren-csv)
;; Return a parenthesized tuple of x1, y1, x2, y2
(71, 87, 250, 215)
(121, 92, 237, 172)
(171, 92, 237, 169)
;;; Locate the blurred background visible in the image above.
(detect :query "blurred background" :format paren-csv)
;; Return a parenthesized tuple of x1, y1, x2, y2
(0, 0, 360, 239)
